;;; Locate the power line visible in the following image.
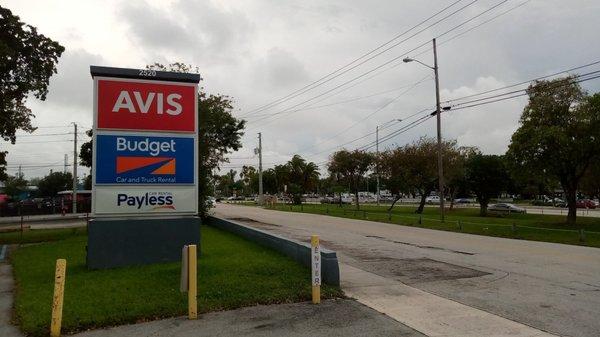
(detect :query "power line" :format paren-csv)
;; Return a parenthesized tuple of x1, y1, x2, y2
(445, 61, 600, 105)
(246, 0, 510, 125)
(241, 0, 471, 117)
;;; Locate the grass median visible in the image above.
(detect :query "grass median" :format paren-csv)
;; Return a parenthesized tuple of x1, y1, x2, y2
(9, 225, 342, 336)
(264, 203, 600, 248)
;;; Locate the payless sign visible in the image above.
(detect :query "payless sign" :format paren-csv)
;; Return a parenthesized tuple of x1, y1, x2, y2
(97, 78, 196, 132)
(91, 66, 200, 216)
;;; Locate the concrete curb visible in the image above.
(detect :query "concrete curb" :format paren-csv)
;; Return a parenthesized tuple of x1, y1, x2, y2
(0, 213, 87, 225)
(206, 216, 340, 286)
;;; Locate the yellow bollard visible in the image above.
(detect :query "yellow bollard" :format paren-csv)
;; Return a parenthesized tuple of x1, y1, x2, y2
(50, 259, 66, 337)
(188, 245, 197, 319)
(311, 235, 321, 304)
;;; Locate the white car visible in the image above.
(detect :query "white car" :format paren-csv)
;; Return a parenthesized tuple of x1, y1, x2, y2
(425, 196, 440, 204)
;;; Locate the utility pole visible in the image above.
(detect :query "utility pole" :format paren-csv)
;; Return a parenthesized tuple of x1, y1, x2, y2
(64, 154, 68, 173)
(72, 123, 78, 214)
(258, 132, 263, 205)
(433, 38, 445, 222)
(376, 125, 380, 206)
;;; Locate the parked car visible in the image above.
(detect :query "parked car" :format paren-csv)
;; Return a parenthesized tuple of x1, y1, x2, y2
(453, 198, 473, 204)
(205, 197, 216, 208)
(488, 203, 526, 214)
(425, 196, 440, 204)
(577, 199, 597, 209)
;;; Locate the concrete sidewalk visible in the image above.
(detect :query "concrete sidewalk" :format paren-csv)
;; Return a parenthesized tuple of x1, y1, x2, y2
(341, 264, 555, 337)
(0, 213, 87, 225)
(0, 261, 23, 337)
(72, 299, 426, 337)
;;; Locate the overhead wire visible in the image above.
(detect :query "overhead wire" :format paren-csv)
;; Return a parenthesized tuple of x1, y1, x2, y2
(240, 0, 471, 117)
(246, 0, 511, 125)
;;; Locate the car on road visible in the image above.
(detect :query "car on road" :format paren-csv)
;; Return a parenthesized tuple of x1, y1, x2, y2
(453, 198, 473, 204)
(425, 196, 440, 204)
(488, 203, 526, 215)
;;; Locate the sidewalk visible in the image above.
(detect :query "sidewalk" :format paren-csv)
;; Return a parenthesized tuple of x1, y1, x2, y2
(72, 299, 425, 337)
(341, 263, 555, 337)
(0, 213, 87, 226)
(0, 259, 23, 337)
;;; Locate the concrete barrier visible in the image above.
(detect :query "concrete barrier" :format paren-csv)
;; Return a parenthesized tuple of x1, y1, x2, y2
(206, 216, 340, 286)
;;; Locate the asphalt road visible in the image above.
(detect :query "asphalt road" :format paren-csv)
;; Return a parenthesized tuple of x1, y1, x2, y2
(215, 204, 600, 337)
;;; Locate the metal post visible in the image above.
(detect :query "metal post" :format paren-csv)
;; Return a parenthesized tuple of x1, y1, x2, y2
(258, 133, 263, 205)
(376, 125, 380, 206)
(433, 38, 445, 223)
(72, 123, 78, 214)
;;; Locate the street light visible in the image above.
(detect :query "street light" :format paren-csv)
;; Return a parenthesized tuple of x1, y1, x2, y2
(376, 118, 402, 206)
(403, 38, 445, 222)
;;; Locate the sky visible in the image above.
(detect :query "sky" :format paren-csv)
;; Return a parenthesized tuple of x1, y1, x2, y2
(3, 0, 600, 179)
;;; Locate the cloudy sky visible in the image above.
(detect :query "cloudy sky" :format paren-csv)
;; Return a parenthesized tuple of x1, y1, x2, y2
(4, 0, 600, 179)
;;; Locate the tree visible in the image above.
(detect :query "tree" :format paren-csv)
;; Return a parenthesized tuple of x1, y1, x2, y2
(79, 129, 93, 168)
(3, 174, 27, 198)
(507, 77, 600, 225)
(328, 149, 374, 210)
(380, 138, 460, 214)
(37, 171, 72, 197)
(580, 157, 600, 200)
(285, 155, 320, 204)
(239, 165, 258, 196)
(446, 146, 477, 210)
(0, 6, 65, 178)
(465, 154, 509, 216)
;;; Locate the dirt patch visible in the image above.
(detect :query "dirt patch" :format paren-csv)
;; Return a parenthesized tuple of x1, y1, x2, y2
(358, 257, 489, 284)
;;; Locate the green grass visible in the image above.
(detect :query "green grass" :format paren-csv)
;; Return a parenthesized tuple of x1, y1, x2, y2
(265, 203, 600, 248)
(10, 226, 342, 336)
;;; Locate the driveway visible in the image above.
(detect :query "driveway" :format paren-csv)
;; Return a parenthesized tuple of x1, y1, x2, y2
(215, 204, 600, 337)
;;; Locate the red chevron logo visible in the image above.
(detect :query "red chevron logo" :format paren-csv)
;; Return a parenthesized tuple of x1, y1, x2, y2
(116, 157, 176, 175)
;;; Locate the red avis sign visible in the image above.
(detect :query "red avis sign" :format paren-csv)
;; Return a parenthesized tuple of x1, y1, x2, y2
(97, 79, 196, 132)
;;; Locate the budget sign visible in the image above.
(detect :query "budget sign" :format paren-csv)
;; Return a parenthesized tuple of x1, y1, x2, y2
(95, 134, 195, 184)
(96, 78, 196, 132)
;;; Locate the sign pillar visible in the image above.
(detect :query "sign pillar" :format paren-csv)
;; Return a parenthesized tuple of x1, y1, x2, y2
(87, 66, 201, 269)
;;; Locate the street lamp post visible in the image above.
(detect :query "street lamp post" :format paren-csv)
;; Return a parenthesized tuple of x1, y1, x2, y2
(403, 38, 445, 222)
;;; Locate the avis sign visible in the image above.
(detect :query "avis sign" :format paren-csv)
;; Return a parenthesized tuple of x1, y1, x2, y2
(97, 78, 196, 132)
(91, 66, 199, 216)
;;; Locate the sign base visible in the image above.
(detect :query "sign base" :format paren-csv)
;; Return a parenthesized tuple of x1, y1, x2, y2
(86, 216, 200, 269)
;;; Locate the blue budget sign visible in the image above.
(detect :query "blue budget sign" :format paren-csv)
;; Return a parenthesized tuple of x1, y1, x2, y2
(95, 134, 195, 184)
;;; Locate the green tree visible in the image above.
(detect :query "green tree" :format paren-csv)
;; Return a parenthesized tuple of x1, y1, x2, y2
(380, 138, 460, 214)
(465, 154, 509, 216)
(0, 6, 65, 179)
(580, 157, 600, 200)
(507, 77, 600, 225)
(79, 129, 93, 168)
(37, 171, 72, 197)
(285, 155, 320, 204)
(328, 149, 374, 210)
(3, 174, 27, 198)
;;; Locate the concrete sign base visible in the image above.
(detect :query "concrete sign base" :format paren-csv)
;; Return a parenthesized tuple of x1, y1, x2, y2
(87, 216, 200, 269)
